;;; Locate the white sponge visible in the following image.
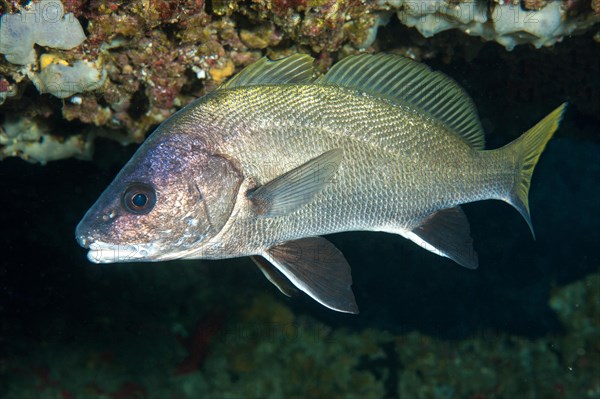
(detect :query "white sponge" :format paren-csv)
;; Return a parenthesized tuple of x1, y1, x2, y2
(31, 59, 106, 98)
(0, 0, 86, 65)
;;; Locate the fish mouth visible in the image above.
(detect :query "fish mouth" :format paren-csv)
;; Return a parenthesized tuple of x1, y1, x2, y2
(85, 241, 151, 264)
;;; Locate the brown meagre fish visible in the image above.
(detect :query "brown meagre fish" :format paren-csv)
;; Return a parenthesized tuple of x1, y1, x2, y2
(76, 54, 566, 313)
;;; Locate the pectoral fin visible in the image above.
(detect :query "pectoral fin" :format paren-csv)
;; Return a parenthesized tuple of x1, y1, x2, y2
(407, 206, 479, 269)
(261, 237, 358, 314)
(251, 255, 298, 297)
(247, 149, 343, 217)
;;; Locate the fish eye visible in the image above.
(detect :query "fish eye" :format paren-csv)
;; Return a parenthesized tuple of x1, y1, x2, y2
(122, 183, 156, 214)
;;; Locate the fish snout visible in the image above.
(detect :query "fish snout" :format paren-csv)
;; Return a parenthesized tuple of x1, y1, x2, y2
(75, 218, 94, 249)
(76, 233, 90, 249)
(75, 206, 115, 249)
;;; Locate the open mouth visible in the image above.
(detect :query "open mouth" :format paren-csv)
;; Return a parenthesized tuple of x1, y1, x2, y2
(86, 241, 149, 264)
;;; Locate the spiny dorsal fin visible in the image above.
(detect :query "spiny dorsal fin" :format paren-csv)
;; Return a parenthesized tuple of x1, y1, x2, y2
(222, 54, 315, 88)
(315, 54, 485, 150)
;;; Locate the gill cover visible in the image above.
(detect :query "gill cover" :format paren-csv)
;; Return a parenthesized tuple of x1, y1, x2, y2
(196, 154, 243, 236)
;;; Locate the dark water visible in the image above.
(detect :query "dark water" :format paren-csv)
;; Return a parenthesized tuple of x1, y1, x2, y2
(1, 33, 599, 399)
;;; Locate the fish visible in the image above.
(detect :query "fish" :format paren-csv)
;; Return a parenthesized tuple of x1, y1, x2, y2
(75, 54, 566, 314)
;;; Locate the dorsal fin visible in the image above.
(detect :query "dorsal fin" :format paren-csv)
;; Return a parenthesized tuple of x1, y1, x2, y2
(315, 54, 485, 149)
(221, 54, 315, 89)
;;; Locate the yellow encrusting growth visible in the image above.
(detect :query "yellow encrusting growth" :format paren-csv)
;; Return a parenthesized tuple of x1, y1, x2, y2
(210, 59, 236, 83)
(40, 53, 69, 69)
(505, 102, 567, 238)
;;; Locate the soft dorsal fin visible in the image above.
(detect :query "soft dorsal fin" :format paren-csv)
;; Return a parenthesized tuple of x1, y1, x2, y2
(315, 54, 485, 149)
(221, 54, 315, 88)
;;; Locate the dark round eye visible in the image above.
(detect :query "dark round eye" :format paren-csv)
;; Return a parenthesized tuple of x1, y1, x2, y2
(122, 183, 156, 214)
(132, 193, 147, 207)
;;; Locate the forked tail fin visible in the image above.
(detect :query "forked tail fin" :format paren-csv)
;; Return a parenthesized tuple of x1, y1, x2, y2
(504, 103, 567, 238)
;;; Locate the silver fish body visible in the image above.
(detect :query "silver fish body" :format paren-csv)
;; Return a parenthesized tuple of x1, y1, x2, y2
(179, 85, 501, 254)
(76, 54, 566, 313)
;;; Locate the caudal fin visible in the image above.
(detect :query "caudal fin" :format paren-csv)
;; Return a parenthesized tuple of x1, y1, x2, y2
(505, 103, 567, 238)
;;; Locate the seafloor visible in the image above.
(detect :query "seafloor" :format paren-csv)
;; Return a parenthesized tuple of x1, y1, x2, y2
(1, 1, 599, 399)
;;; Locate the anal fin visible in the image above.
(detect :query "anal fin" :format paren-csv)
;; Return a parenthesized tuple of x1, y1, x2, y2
(407, 207, 478, 269)
(261, 237, 358, 314)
